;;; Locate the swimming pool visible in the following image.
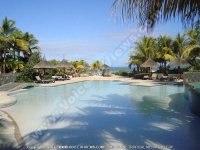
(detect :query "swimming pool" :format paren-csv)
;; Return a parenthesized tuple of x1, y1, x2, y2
(2, 80, 200, 149)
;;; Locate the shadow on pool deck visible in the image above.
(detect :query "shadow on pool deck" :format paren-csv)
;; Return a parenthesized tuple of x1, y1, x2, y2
(21, 93, 200, 150)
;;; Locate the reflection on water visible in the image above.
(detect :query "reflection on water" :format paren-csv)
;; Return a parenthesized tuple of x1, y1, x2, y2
(2, 81, 200, 149)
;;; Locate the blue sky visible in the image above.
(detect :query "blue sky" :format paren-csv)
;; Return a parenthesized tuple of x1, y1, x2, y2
(0, 0, 186, 67)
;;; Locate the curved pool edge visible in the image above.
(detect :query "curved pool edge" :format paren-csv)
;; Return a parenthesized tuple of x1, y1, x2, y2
(184, 83, 200, 117)
(0, 92, 17, 108)
(0, 83, 39, 108)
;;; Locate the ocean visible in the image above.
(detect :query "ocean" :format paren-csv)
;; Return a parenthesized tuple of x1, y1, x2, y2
(109, 67, 131, 72)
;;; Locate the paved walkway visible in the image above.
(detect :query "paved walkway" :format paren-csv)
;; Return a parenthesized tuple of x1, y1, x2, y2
(0, 83, 24, 91)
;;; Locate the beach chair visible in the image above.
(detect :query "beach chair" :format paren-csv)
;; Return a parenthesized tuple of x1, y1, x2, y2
(171, 74, 178, 81)
(151, 74, 157, 80)
(35, 76, 50, 83)
(160, 74, 169, 81)
(143, 75, 149, 80)
(66, 75, 71, 80)
(56, 76, 65, 81)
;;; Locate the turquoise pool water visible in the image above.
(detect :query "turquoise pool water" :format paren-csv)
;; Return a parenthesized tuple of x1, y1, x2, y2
(2, 80, 200, 149)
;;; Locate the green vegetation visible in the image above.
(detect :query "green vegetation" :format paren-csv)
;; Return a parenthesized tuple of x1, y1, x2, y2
(90, 60, 102, 73)
(128, 20, 200, 73)
(111, 0, 199, 32)
(114, 70, 129, 76)
(16, 52, 41, 82)
(0, 17, 40, 73)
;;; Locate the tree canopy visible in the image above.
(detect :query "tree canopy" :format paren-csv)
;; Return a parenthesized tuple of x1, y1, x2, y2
(111, 0, 200, 31)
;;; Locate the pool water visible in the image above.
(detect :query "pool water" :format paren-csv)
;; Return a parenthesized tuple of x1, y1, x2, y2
(2, 80, 200, 149)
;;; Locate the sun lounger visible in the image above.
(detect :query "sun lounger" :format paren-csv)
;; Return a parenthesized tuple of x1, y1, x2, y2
(160, 75, 169, 81)
(35, 76, 50, 83)
(151, 74, 157, 80)
(35, 76, 55, 83)
(66, 75, 71, 80)
(53, 76, 65, 81)
(170, 74, 178, 81)
(143, 75, 149, 80)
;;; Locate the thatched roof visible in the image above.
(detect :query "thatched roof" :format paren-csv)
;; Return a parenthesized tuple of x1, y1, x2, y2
(56, 59, 74, 68)
(140, 58, 158, 67)
(169, 58, 190, 67)
(82, 64, 91, 69)
(33, 57, 55, 69)
(101, 64, 110, 69)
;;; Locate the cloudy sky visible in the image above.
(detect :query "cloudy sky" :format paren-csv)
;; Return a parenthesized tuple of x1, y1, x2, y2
(0, 0, 185, 67)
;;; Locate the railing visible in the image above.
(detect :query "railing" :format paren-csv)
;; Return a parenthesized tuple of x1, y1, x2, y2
(0, 73, 19, 86)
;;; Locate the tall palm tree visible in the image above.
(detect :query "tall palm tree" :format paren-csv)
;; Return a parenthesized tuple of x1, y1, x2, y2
(173, 33, 198, 59)
(0, 17, 16, 73)
(128, 36, 156, 72)
(111, 0, 200, 31)
(23, 32, 40, 56)
(155, 35, 174, 69)
(182, 27, 200, 69)
(10, 29, 29, 60)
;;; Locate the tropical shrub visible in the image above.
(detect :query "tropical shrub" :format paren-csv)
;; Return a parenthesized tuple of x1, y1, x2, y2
(114, 70, 128, 76)
(16, 52, 41, 82)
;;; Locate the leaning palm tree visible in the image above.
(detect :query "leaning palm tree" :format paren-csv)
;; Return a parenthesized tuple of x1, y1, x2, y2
(111, 0, 199, 31)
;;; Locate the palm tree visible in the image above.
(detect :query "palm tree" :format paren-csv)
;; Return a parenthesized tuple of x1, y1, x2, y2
(70, 60, 86, 74)
(111, 0, 199, 31)
(155, 35, 174, 69)
(10, 29, 29, 61)
(91, 60, 102, 73)
(128, 36, 156, 72)
(182, 26, 200, 69)
(22, 32, 40, 56)
(0, 17, 16, 73)
(173, 33, 198, 59)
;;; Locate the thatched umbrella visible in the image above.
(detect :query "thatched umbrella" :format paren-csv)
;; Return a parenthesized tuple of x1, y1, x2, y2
(82, 64, 91, 69)
(56, 59, 74, 74)
(101, 64, 110, 69)
(140, 57, 159, 68)
(169, 58, 190, 79)
(140, 57, 159, 77)
(33, 55, 55, 79)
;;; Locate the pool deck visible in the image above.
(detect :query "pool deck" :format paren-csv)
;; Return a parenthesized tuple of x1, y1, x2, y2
(0, 76, 183, 108)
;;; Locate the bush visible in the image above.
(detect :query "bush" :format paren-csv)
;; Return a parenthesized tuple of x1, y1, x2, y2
(16, 52, 41, 82)
(114, 70, 128, 76)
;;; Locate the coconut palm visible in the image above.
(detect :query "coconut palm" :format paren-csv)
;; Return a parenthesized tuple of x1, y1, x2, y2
(173, 33, 199, 59)
(182, 26, 200, 69)
(10, 29, 29, 61)
(70, 60, 87, 74)
(91, 60, 102, 73)
(128, 36, 156, 72)
(22, 32, 40, 56)
(0, 17, 16, 73)
(111, 0, 199, 31)
(155, 35, 175, 69)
